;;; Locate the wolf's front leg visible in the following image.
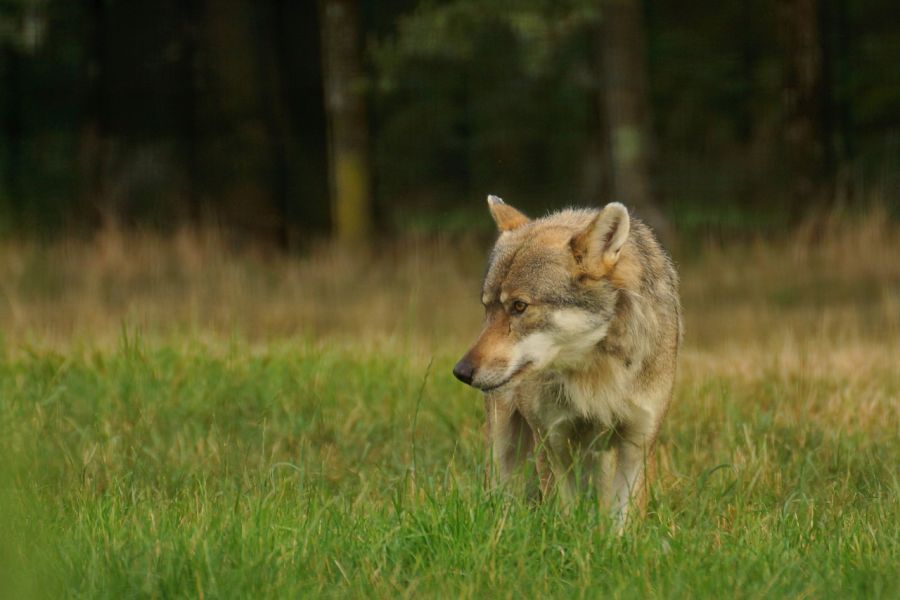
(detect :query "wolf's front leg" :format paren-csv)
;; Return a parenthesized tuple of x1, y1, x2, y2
(541, 420, 611, 509)
(610, 430, 655, 530)
(484, 393, 539, 500)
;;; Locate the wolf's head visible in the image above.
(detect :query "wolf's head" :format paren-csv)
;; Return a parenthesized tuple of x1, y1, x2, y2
(453, 196, 633, 391)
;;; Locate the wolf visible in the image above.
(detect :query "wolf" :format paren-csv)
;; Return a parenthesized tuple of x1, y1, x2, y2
(453, 196, 682, 528)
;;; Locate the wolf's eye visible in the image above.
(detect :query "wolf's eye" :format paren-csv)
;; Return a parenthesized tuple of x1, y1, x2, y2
(511, 300, 528, 315)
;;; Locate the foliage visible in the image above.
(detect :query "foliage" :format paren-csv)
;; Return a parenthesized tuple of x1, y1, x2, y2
(1, 0, 899, 236)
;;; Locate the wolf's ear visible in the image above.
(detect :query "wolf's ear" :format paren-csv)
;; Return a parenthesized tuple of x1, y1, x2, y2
(487, 195, 529, 232)
(571, 202, 630, 268)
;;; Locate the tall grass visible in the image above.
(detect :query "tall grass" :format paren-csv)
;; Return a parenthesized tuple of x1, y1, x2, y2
(0, 211, 898, 597)
(0, 207, 896, 349)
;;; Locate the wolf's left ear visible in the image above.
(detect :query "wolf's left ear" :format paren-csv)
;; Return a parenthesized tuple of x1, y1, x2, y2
(571, 202, 630, 268)
(487, 195, 530, 232)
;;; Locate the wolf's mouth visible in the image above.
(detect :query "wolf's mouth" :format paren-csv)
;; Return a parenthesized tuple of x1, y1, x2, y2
(479, 361, 533, 392)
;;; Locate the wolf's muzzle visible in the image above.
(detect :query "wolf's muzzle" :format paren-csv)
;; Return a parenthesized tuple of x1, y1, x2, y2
(452, 356, 475, 386)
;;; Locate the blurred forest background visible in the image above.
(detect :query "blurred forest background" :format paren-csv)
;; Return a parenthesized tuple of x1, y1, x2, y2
(1, 5, 898, 596)
(1, 0, 898, 247)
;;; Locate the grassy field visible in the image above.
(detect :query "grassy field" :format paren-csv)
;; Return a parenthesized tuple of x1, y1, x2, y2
(1, 212, 898, 598)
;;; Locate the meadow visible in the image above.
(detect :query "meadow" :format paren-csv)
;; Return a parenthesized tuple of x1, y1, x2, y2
(1, 211, 898, 598)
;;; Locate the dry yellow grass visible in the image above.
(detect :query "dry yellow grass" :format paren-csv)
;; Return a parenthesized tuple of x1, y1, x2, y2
(1, 208, 896, 354)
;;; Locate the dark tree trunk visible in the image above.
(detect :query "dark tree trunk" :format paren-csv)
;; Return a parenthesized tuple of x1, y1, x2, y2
(294, 0, 331, 234)
(779, 0, 832, 216)
(319, 0, 373, 244)
(204, 0, 280, 239)
(80, 0, 112, 228)
(259, 0, 294, 249)
(833, 0, 852, 162)
(738, 0, 757, 144)
(583, 24, 612, 207)
(180, 0, 203, 225)
(2, 44, 23, 224)
(826, 0, 853, 201)
(600, 0, 670, 242)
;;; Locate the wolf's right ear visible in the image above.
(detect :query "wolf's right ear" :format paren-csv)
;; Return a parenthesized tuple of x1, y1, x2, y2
(487, 195, 529, 232)
(571, 202, 630, 269)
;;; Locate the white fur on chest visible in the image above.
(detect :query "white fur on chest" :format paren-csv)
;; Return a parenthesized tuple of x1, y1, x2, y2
(520, 353, 635, 434)
(558, 353, 634, 426)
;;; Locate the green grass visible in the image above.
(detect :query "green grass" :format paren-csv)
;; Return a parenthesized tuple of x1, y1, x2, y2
(1, 339, 897, 599)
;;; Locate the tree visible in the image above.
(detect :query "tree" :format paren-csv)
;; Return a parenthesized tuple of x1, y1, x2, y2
(1, 0, 44, 228)
(79, 0, 114, 227)
(2, 37, 23, 225)
(203, 0, 284, 239)
(779, 0, 831, 215)
(599, 0, 670, 242)
(178, 0, 203, 225)
(319, 0, 373, 243)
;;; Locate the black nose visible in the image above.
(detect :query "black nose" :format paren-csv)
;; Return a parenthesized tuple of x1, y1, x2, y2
(452, 357, 475, 385)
